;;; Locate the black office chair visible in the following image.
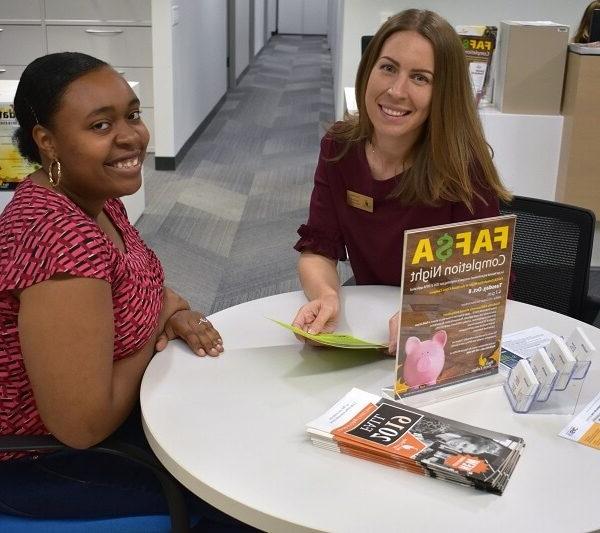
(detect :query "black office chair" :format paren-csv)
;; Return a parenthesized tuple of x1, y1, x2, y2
(499, 195, 600, 324)
(0, 434, 191, 532)
(361, 35, 373, 55)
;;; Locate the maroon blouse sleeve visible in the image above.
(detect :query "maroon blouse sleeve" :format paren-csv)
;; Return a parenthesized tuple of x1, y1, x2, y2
(294, 136, 347, 261)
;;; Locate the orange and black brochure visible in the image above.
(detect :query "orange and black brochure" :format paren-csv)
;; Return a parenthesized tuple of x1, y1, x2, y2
(329, 396, 514, 483)
(394, 215, 516, 399)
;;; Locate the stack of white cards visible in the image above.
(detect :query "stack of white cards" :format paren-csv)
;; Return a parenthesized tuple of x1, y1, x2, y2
(503, 328, 595, 412)
(566, 327, 595, 379)
(307, 388, 525, 495)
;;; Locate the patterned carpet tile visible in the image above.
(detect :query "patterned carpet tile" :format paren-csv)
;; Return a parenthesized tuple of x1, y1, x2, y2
(279, 88, 324, 106)
(249, 164, 316, 195)
(220, 99, 241, 111)
(247, 74, 288, 90)
(255, 151, 320, 173)
(286, 80, 327, 91)
(216, 258, 301, 306)
(290, 68, 324, 82)
(210, 118, 271, 153)
(266, 119, 321, 139)
(242, 183, 313, 221)
(143, 232, 226, 313)
(262, 130, 321, 155)
(138, 35, 334, 315)
(272, 43, 300, 53)
(177, 179, 247, 222)
(226, 210, 307, 262)
(211, 277, 302, 314)
(196, 116, 230, 141)
(159, 202, 241, 258)
(191, 158, 256, 195)
(271, 111, 322, 129)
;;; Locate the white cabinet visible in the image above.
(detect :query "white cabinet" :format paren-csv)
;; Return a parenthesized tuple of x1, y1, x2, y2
(0, 66, 26, 79)
(115, 66, 153, 106)
(0, 24, 45, 65)
(0, 0, 43, 22)
(46, 26, 153, 67)
(0, 1, 155, 151)
(44, 0, 150, 23)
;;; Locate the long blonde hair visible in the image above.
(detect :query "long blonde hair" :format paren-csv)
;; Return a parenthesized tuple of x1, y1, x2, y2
(573, 0, 600, 43)
(330, 9, 511, 211)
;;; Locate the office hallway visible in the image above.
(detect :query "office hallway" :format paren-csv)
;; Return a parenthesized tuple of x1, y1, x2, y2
(138, 34, 340, 314)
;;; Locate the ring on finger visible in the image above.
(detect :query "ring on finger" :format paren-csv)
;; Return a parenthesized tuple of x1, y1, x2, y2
(197, 318, 209, 325)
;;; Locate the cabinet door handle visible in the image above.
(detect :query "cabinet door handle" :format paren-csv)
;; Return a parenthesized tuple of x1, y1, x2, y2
(85, 29, 124, 35)
(116, 69, 125, 74)
(0, 68, 6, 73)
(0, 28, 4, 32)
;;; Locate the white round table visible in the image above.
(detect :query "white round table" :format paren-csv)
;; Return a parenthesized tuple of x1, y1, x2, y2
(141, 286, 600, 533)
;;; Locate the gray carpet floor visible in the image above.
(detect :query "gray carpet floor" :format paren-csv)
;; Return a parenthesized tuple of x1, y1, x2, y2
(137, 35, 351, 314)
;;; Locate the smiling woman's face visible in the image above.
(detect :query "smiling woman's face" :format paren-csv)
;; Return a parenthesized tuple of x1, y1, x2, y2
(364, 30, 434, 148)
(45, 66, 149, 201)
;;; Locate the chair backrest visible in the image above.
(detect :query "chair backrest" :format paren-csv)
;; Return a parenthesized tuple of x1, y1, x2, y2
(499, 196, 596, 320)
(0, 435, 190, 532)
(361, 35, 373, 55)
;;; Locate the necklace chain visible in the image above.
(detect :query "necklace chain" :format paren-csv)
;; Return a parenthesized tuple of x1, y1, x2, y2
(368, 140, 404, 177)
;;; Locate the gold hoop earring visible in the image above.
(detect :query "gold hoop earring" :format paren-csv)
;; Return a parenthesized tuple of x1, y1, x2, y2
(48, 160, 62, 188)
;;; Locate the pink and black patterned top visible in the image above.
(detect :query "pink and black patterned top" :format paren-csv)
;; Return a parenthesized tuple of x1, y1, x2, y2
(0, 179, 164, 460)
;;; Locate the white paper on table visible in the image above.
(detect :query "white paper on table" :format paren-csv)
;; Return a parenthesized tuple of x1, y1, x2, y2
(559, 392, 600, 450)
(501, 327, 554, 358)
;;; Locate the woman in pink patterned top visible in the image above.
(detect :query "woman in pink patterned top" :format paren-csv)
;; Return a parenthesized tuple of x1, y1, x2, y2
(0, 53, 241, 527)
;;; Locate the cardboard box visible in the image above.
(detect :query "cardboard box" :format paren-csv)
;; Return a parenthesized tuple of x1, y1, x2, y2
(495, 21, 569, 115)
(556, 51, 600, 216)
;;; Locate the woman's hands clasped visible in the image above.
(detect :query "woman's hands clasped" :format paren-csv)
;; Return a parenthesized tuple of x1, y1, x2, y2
(155, 286, 223, 357)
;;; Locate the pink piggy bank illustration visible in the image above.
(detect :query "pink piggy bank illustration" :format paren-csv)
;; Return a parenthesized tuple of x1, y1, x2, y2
(403, 330, 447, 388)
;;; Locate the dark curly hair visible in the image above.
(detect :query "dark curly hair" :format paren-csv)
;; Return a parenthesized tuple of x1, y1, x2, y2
(13, 52, 108, 165)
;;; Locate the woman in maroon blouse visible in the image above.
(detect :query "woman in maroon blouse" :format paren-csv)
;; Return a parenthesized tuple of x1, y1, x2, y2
(293, 9, 511, 352)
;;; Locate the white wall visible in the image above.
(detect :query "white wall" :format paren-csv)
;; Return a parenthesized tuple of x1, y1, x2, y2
(336, 0, 592, 119)
(279, 0, 328, 34)
(279, 0, 303, 34)
(235, 0, 250, 79)
(267, 0, 277, 35)
(328, 0, 344, 123)
(254, 0, 265, 56)
(151, 0, 175, 157)
(172, 0, 227, 153)
(152, 0, 227, 158)
(304, 0, 328, 34)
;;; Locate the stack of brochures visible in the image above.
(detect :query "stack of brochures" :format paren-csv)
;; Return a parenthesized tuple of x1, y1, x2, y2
(307, 388, 525, 495)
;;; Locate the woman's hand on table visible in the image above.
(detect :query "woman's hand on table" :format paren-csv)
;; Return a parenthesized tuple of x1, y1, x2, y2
(155, 310, 223, 357)
(156, 287, 223, 356)
(292, 293, 339, 343)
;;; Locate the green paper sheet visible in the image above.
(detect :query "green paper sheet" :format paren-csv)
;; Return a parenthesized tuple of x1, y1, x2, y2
(269, 318, 386, 349)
